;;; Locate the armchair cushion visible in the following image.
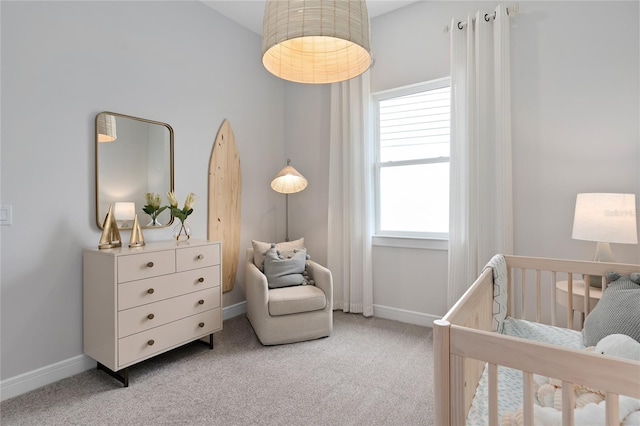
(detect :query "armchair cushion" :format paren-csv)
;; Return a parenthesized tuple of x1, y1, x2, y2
(264, 246, 307, 288)
(268, 285, 327, 316)
(251, 238, 305, 271)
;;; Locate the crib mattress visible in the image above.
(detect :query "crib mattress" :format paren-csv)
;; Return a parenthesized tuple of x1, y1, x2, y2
(466, 317, 584, 425)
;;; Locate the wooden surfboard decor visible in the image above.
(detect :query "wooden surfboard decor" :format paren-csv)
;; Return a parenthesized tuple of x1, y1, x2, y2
(208, 119, 241, 293)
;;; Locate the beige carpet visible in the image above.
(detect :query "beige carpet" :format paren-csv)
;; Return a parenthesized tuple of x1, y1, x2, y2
(1, 312, 434, 425)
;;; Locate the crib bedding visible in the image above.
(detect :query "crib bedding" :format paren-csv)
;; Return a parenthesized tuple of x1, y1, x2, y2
(466, 317, 585, 425)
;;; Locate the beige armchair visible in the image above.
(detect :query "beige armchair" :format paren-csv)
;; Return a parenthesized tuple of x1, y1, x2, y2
(245, 248, 333, 345)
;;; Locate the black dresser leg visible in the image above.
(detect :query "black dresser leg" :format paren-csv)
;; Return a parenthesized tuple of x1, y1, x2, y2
(196, 333, 214, 349)
(97, 362, 129, 387)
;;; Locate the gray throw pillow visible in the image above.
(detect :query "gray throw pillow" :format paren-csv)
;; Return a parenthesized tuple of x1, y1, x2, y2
(263, 246, 307, 289)
(582, 272, 640, 346)
(251, 238, 305, 271)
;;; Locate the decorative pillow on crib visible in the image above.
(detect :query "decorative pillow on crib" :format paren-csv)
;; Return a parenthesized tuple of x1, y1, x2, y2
(595, 333, 640, 361)
(252, 238, 304, 271)
(582, 272, 640, 346)
(483, 254, 508, 333)
(263, 245, 310, 289)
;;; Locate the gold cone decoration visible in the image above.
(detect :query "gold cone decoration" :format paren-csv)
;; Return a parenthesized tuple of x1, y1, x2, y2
(98, 204, 122, 249)
(129, 214, 146, 248)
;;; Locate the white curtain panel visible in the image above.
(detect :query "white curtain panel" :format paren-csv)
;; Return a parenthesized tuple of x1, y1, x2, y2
(447, 5, 514, 308)
(328, 71, 374, 316)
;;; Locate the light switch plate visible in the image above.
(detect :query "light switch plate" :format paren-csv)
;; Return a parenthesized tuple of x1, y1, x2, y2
(0, 205, 13, 225)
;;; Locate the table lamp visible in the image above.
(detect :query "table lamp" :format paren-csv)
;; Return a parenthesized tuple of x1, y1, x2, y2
(572, 193, 638, 287)
(114, 202, 136, 229)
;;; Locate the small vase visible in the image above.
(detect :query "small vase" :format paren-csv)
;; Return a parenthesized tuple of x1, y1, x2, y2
(147, 217, 162, 227)
(173, 222, 191, 241)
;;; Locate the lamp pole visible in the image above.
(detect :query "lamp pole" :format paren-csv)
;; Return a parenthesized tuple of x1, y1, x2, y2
(285, 193, 290, 242)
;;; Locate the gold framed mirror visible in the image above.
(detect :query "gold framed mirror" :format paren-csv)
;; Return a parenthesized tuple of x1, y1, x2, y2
(95, 112, 174, 230)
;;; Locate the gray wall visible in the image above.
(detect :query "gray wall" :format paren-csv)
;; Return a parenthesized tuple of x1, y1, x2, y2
(1, 0, 639, 397)
(287, 1, 639, 324)
(364, 0, 640, 321)
(0, 1, 287, 382)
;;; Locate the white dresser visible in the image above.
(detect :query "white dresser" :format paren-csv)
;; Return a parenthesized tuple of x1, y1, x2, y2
(83, 239, 222, 386)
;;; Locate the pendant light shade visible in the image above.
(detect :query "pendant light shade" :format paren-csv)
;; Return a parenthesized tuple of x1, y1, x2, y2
(271, 160, 308, 194)
(262, 0, 372, 84)
(97, 113, 117, 143)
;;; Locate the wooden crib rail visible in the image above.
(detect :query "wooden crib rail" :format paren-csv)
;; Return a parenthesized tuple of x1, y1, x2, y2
(442, 267, 494, 328)
(503, 255, 639, 277)
(434, 255, 640, 426)
(451, 327, 640, 399)
(438, 267, 494, 421)
(504, 255, 639, 328)
(435, 321, 640, 425)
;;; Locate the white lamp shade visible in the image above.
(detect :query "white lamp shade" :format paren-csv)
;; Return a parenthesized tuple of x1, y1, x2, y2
(114, 202, 136, 222)
(262, 0, 372, 84)
(271, 165, 308, 194)
(97, 113, 117, 143)
(572, 193, 638, 244)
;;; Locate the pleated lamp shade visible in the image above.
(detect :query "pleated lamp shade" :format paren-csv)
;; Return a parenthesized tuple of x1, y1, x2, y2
(262, 0, 372, 84)
(97, 113, 117, 143)
(271, 160, 308, 194)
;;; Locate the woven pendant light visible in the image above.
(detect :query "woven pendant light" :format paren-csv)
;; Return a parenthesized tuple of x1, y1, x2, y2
(262, 0, 372, 84)
(97, 113, 117, 143)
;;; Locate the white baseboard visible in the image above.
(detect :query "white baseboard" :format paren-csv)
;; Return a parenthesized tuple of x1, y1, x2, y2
(1, 354, 96, 402)
(1, 303, 249, 402)
(225, 300, 437, 328)
(372, 304, 439, 328)
(223, 300, 246, 320)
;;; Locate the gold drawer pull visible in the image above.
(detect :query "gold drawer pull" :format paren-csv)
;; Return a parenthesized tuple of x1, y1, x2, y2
(147, 339, 155, 346)
(147, 314, 155, 320)
(147, 288, 155, 294)
(147, 262, 154, 268)
(197, 254, 204, 260)
(199, 322, 205, 328)
(198, 299, 204, 305)
(198, 277, 205, 283)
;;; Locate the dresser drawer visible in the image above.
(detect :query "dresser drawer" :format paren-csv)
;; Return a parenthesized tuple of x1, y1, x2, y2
(117, 250, 176, 283)
(176, 244, 220, 272)
(118, 266, 219, 310)
(118, 287, 220, 337)
(118, 309, 221, 368)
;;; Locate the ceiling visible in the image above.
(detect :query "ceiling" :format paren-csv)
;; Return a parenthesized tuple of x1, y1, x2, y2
(201, 0, 421, 35)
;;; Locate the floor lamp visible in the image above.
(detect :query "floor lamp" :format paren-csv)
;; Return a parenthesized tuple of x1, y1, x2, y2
(271, 159, 307, 242)
(572, 193, 638, 287)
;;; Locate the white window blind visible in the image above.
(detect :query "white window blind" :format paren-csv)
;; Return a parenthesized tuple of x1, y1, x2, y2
(373, 77, 450, 239)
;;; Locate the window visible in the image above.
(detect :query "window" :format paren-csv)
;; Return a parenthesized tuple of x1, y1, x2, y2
(373, 77, 450, 240)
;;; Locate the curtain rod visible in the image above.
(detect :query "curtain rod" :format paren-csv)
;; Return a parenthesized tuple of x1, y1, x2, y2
(443, 4, 519, 33)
